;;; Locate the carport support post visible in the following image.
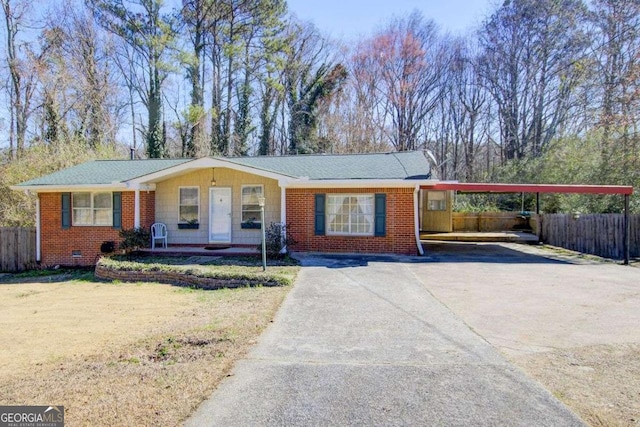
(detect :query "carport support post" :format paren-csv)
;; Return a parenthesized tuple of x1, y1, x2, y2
(259, 197, 267, 271)
(535, 193, 540, 215)
(624, 194, 630, 265)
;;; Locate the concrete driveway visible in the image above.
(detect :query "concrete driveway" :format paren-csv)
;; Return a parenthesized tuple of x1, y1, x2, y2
(407, 242, 640, 358)
(186, 248, 584, 426)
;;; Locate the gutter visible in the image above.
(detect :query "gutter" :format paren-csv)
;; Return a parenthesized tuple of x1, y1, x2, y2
(9, 183, 128, 192)
(282, 179, 438, 189)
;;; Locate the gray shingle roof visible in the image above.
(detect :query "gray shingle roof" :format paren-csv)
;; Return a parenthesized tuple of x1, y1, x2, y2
(15, 151, 431, 187)
(226, 151, 431, 180)
(16, 159, 191, 186)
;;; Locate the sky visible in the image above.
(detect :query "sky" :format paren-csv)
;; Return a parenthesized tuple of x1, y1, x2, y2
(285, 0, 495, 40)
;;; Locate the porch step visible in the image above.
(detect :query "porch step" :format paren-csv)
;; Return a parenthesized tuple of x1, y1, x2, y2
(420, 231, 539, 244)
(140, 246, 260, 257)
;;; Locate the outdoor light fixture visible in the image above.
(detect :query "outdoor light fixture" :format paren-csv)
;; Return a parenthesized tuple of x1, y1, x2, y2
(258, 197, 266, 271)
(210, 168, 216, 186)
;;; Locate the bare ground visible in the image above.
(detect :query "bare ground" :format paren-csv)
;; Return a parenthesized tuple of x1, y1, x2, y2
(515, 343, 640, 427)
(0, 275, 291, 426)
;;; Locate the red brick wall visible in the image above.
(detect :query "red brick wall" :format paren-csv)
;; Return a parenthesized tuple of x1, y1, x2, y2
(286, 188, 417, 255)
(139, 191, 156, 230)
(39, 191, 155, 267)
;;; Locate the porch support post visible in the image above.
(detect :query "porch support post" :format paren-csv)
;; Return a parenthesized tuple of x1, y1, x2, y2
(535, 192, 540, 214)
(414, 185, 424, 256)
(624, 194, 630, 265)
(134, 189, 141, 229)
(280, 184, 286, 225)
(279, 183, 287, 254)
(35, 195, 41, 262)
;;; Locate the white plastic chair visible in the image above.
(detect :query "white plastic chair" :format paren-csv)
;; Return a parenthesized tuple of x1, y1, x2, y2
(151, 223, 168, 249)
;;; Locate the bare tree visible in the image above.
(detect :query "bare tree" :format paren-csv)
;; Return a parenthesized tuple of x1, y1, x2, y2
(34, 6, 125, 148)
(430, 38, 487, 180)
(351, 12, 447, 151)
(592, 0, 640, 155)
(1, 0, 39, 158)
(478, 0, 589, 161)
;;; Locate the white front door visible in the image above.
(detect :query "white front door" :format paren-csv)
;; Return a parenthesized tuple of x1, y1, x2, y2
(209, 187, 232, 243)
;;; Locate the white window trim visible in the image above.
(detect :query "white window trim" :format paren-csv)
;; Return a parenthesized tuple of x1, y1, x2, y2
(241, 184, 264, 224)
(72, 192, 113, 227)
(326, 193, 375, 237)
(178, 186, 200, 224)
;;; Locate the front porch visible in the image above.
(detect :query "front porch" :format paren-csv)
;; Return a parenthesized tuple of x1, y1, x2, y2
(420, 231, 539, 244)
(140, 245, 260, 257)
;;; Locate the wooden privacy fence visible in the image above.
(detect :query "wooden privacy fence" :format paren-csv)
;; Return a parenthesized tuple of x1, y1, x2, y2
(453, 212, 540, 234)
(539, 214, 640, 260)
(0, 227, 36, 272)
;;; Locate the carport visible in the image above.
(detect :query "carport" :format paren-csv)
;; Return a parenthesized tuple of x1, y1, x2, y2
(420, 183, 634, 264)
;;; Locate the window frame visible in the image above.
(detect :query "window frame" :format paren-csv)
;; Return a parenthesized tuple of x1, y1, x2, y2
(427, 191, 447, 211)
(241, 185, 264, 226)
(72, 192, 113, 226)
(178, 186, 200, 224)
(326, 193, 375, 237)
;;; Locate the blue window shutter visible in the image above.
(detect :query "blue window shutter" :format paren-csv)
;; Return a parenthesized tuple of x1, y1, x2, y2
(374, 193, 386, 237)
(113, 192, 122, 229)
(314, 194, 326, 236)
(61, 193, 71, 229)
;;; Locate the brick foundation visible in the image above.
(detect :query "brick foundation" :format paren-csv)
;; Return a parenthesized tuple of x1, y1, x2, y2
(286, 188, 418, 255)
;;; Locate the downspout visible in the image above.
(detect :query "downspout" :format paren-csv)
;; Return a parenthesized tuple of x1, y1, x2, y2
(35, 194, 41, 262)
(414, 185, 424, 256)
(134, 189, 140, 229)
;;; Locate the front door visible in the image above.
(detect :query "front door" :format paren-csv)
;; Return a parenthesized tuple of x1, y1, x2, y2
(421, 190, 453, 232)
(209, 187, 232, 243)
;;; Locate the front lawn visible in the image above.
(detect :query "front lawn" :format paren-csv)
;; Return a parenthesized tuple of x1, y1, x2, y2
(0, 269, 293, 426)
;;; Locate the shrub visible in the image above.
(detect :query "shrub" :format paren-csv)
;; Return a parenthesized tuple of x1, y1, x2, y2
(119, 227, 151, 253)
(257, 222, 297, 259)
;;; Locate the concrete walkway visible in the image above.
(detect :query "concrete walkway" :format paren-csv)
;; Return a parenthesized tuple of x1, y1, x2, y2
(186, 255, 584, 426)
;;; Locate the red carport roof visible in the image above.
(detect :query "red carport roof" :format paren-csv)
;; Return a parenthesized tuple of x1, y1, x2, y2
(424, 182, 633, 195)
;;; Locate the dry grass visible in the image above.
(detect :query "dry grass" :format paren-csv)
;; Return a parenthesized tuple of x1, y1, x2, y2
(515, 344, 640, 427)
(0, 273, 292, 426)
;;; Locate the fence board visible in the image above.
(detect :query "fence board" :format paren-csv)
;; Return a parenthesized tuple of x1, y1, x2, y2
(540, 214, 640, 260)
(0, 227, 36, 272)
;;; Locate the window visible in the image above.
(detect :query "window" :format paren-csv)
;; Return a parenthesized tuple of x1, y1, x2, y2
(72, 192, 113, 226)
(179, 187, 199, 223)
(241, 185, 264, 225)
(327, 194, 374, 236)
(427, 191, 447, 211)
